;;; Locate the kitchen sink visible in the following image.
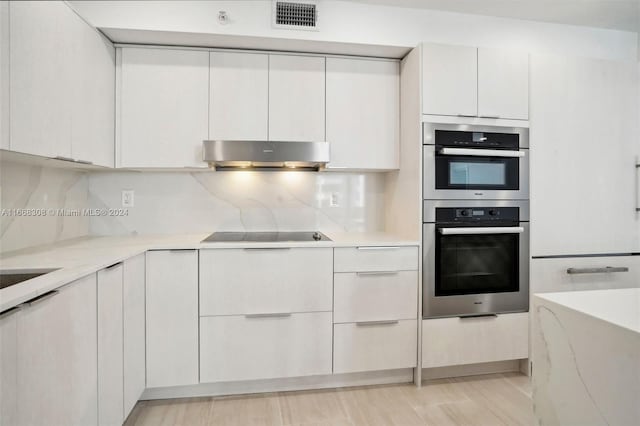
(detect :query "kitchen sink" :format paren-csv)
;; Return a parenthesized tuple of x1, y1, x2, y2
(0, 268, 60, 290)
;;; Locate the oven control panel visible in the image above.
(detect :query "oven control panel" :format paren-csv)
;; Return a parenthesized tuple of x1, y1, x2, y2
(436, 207, 519, 222)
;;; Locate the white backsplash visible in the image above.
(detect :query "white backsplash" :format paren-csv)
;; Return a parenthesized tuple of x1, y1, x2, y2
(0, 160, 89, 253)
(88, 171, 386, 236)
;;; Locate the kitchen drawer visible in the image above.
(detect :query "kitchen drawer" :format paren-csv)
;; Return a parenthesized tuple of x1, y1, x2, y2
(200, 312, 332, 383)
(199, 248, 332, 316)
(333, 320, 417, 374)
(334, 246, 418, 273)
(334, 271, 418, 323)
(422, 313, 528, 368)
(530, 256, 640, 294)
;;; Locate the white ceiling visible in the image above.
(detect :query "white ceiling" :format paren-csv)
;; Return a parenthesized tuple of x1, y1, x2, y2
(349, 0, 640, 32)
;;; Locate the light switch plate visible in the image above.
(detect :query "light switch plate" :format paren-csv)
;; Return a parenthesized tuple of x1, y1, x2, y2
(122, 190, 134, 207)
(330, 192, 339, 207)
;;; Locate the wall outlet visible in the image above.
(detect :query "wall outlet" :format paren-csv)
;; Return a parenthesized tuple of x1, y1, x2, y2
(122, 190, 134, 207)
(329, 192, 339, 207)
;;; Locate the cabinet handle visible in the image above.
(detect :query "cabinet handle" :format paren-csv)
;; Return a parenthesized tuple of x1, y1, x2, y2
(53, 156, 75, 163)
(22, 290, 59, 307)
(459, 313, 498, 319)
(104, 262, 123, 270)
(635, 163, 639, 212)
(74, 159, 93, 165)
(356, 246, 400, 251)
(356, 271, 399, 276)
(166, 249, 196, 253)
(243, 248, 291, 251)
(479, 115, 501, 119)
(245, 312, 292, 319)
(456, 114, 476, 118)
(356, 320, 399, 326)
(566, 266, 629, 275)
(0, 306, 21, 320)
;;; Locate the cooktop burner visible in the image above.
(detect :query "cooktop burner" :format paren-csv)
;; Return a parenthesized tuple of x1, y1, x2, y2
(202, 231, 332, 243)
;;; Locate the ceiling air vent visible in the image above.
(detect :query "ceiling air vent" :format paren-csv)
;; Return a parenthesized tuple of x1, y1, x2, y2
(273, 1, 319, 31)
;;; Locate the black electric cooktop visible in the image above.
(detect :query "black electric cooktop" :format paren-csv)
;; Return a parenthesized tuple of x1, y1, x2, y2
(201, 231, 332, 243)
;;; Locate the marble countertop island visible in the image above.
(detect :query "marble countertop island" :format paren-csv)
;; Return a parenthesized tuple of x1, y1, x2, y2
(532, 288, 640, 426)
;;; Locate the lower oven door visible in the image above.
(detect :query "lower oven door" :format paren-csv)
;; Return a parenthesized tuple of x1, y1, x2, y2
(422, 223, 530, 318)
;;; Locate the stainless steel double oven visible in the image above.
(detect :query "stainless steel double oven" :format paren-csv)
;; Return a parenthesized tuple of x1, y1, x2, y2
(422, 123, 530, 318)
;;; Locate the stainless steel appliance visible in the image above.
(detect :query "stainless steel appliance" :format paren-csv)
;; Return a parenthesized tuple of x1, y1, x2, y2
(203, 140, 330, 171)
(423, 200, 529, 318)
(201, 231, 332, 243)
(423, 123, 529, 200)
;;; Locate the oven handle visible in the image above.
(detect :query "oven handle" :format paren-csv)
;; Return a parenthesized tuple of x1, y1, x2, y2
(439, 227, 525, 235)
(439, 147, 525, 158)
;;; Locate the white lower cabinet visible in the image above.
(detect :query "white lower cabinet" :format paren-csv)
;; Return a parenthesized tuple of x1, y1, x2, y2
(123, 254, 146, 418)
(97, 265, 124, 426)
(0, 306, 18, 425)
(422, 313, 528, 369)
(146, 250, 199, 388)
(17, 275, 98, 426)
(334, 320, 417, 374)
(200, 312, 332, 383)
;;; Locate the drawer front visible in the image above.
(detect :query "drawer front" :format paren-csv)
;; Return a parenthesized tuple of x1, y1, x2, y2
(200, 312, 332, 383)
(422, 313, 528, 368)
(334, 271, 418, 323)
(530, 256, 640, 294)
(200, 248, 332, 315)
(333, 320, 417, 374)
(334, 246, 418, 272)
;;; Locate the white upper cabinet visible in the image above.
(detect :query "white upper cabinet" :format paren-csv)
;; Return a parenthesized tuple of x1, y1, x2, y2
(209, 51, 268, 140)
(530, 55, 639, 255)
(478, 48, 529, 120)
(9, 1, 115, 164)
(422, 43, 529, 120)
(422, 44, 477, 117)
(9, 1, 75, 158)
(268, 54, 325, 142)
(0, 1, 8, 150)
(118, 47, 209, 168)
(326, 58, 399, 170)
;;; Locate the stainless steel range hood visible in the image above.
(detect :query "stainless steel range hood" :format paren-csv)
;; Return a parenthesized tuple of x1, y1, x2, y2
(203, 140, 330, 171)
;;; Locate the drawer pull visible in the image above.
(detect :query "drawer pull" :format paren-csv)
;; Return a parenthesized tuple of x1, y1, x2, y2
(0, 306, 21, 319)
(104, 262, 123, 270)
(245, 312, 292, 319)
(356, 320, 399, 326)
(23, 290, 59, 307)
(566, 266, 629, 275)
(243, 248, 291, 251)
(356, 271, 399, 276)
(356, 246, 400, 251)
(459, 313, 498, 319)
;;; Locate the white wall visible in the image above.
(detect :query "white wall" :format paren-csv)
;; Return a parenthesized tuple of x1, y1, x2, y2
(68, 0, 638, 61)
(88, 171, 386, 236)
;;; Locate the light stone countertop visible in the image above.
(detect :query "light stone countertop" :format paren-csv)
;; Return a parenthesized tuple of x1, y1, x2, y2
(0, 232, 419, 312)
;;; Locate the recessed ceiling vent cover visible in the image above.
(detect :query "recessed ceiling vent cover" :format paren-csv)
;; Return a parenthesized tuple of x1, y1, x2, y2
(273, 1, 319, 31)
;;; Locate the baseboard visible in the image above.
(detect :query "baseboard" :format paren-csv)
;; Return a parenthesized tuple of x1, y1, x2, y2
(140, 368, 414, 400)
(421, 359, 526, 381)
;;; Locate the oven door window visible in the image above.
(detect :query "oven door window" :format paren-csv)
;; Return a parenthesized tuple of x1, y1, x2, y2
(435, 154, 519, 190)
(435, 232, 519, 296)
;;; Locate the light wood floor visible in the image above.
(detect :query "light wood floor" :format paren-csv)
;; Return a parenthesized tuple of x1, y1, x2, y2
(124, 373, 533, 426)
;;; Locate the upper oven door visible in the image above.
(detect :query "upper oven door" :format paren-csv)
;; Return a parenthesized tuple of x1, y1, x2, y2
(423, 123, 529, 200)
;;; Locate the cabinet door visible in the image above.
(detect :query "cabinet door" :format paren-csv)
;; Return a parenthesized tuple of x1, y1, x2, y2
(71, 21, 115, 167)
(530, 55, 639, 255)
(0, 1, 8, 150)
(269, 54, 325, 142)
(17, 275, 98, 426)
(9, 1, 75, 158)
(123, 254, 146, 418)
(119, 48, 209, 167)
(326, 58, 399, 170)
(210, 51, 268, 140)
(422, 43, 477, 117)
(478, 48, 529, 120)
(0, 307, 18, 426)
(97, 265, 124, 426)
(146, 250, 199, 388)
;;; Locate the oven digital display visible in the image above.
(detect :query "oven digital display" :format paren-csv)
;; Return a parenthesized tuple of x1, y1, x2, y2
(472, 210, 484, 216)
(449, 162, 506, 186)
